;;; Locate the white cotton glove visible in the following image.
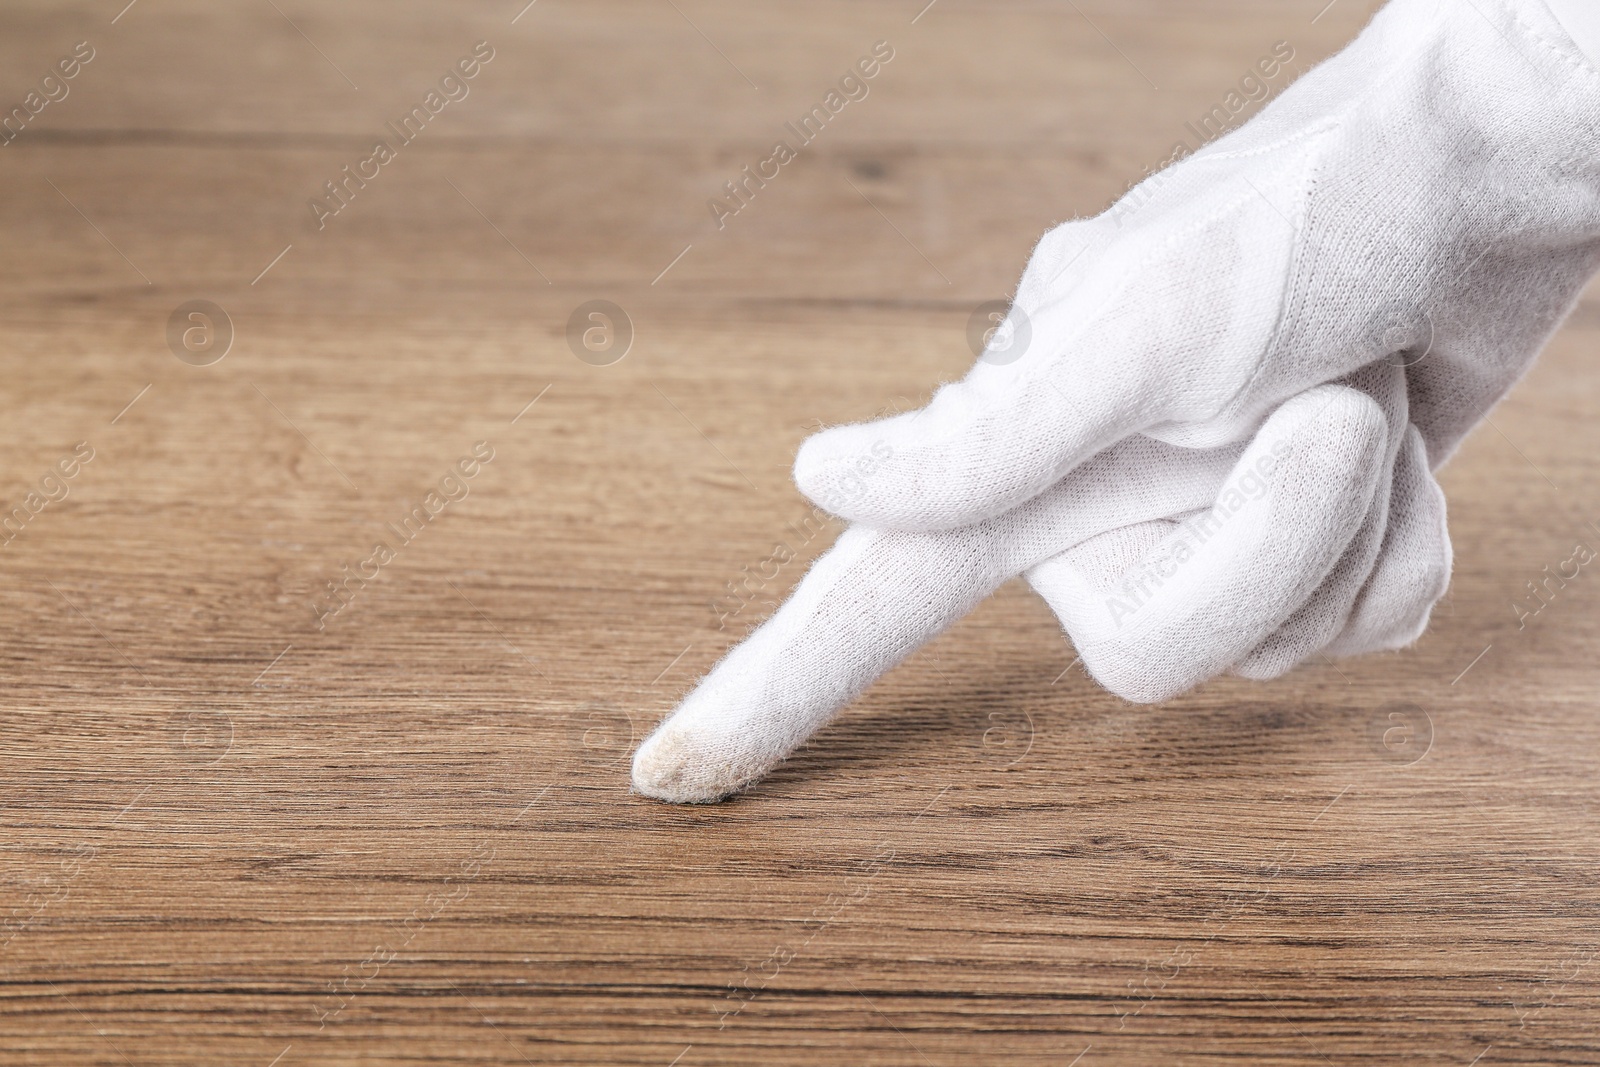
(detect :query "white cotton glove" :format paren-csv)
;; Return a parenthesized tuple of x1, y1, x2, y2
(631, 0, 1600, 802)
(793, 0, 1600, 532)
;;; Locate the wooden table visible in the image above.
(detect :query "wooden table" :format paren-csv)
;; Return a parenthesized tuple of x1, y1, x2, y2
(1, 1, 1597, 1063)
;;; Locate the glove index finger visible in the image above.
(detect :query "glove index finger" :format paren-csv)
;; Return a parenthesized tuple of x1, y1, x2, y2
(631, 522, 1008, 803)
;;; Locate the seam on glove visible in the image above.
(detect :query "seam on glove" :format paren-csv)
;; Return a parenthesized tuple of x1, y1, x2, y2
(1487, 0, 1600, 86)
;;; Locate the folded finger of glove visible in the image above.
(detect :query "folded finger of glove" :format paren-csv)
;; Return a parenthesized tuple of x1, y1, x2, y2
(1025, 383, 1389, 703)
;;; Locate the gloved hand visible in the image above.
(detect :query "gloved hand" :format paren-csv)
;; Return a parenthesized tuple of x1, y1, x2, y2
(630, 0, 1600, 802)
(794, 0, 1600, 533)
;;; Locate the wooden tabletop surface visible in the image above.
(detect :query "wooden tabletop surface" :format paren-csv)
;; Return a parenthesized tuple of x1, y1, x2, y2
(1, 1, 1597, 1064)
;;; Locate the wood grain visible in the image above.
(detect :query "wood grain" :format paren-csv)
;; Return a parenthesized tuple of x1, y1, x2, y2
(0, 1, 1597, 1063)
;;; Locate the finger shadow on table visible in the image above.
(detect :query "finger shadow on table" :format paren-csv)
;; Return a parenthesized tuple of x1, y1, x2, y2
(752, 659, 1395, 802)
